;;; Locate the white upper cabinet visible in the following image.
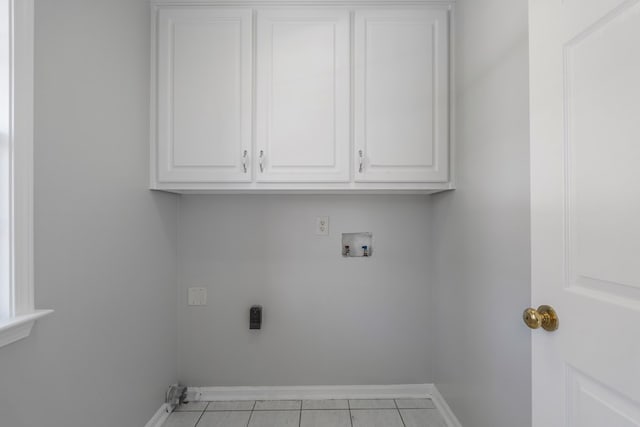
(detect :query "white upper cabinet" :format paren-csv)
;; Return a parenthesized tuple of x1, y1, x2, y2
(255, 9, 350, 182)
(354, 9, 449, 182)
(155, 8, 252, 183)
(151, 3, 452, 193)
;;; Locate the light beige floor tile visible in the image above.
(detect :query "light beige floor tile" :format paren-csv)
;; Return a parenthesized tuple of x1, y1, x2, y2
(162, 412, 201, 427)
(349, 399, 396, 409)
(350, 409, 404, 427)
(395, 398, 436, 409)
(197, 411, 251, 427)
(254, 400, 301, 410)
(400, 409, 447, 427)
(248, 410, 300, 427)
(302, 399, 349, 410)
(175, 401, 208, 412)
(206, 400, 255, 411)
(300, 410, 351, 427)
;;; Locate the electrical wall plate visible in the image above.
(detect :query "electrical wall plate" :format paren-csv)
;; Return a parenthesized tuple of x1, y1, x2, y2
(315, 216, 329, 235)
(342, 232, 372, 257)
(188, 287, 207, 306)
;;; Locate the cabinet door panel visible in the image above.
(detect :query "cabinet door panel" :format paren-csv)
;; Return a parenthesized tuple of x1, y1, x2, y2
(355, 9, 449, 182)
(256, 9, 350, 182)
(156, 8, 252, 183)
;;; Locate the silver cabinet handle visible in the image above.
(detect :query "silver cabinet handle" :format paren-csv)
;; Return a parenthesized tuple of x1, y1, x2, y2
(359, 150, 364, 173)
(259, 150, 264, 173)
(242, 150, 248, 173)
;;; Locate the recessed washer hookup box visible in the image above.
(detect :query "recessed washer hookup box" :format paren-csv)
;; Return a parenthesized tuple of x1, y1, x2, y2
(342, 232, 373, 257)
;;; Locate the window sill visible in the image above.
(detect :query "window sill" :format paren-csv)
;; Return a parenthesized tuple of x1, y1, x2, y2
(0, 310, 53, 349)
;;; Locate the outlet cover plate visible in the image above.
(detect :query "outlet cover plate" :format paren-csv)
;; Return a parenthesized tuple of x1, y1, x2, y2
(316, 216, 329, 235)
(188, 287, 207, 306)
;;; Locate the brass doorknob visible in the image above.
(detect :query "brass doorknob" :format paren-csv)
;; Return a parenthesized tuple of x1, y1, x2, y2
(523, 305, 559, 331)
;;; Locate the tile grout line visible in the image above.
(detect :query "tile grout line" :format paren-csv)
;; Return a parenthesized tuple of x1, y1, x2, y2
(348, 399, 354, 427)
(192, 408, 206, 427)
(246, 401, 256, 427)
(395, 399, 408, 427)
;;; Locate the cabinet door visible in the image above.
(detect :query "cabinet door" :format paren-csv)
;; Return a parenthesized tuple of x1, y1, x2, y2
(256, 9, 350, 182)
(156, 9, 252, 183)
(354, 9, 449, 182)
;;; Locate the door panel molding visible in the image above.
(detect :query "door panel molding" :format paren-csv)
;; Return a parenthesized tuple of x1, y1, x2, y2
(562, 0, 640, 300)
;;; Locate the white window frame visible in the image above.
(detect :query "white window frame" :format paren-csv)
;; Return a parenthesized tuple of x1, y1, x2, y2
(0, 0, 51, 348)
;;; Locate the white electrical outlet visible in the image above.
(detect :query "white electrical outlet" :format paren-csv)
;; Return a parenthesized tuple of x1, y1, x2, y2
(188, 287, 207, 306)
(315, 216, 329, 235)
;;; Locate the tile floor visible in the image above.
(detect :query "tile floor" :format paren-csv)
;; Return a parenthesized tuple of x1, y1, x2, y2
(163, 398, 447, 427)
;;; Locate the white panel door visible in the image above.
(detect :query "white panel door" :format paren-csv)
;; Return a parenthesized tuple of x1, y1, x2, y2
(354, 9, 449, 183)
(256, 9, 350, 182)
(156, 8, 252, 183)
(530, 1, 640, 426)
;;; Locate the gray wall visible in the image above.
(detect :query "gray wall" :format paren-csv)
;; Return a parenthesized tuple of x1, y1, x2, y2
(429, 0, 531, 426)
(177, 195, 431, 386)
(0, 0, 532, 425)
(0, 1, 179, 426)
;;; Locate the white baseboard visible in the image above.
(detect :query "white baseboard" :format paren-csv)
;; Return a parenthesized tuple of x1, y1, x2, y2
(144, 403, 171, 427)
(190, 383, 432, 402)
(185, 383, 462, 427)
(430, 385, 463, 427)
